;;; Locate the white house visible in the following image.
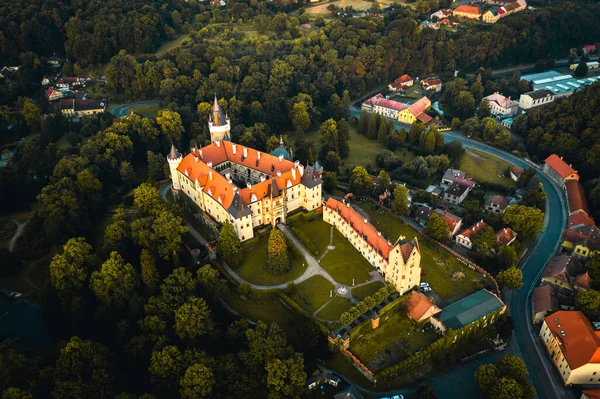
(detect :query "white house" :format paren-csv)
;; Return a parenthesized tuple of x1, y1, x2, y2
(519, 89, 555, 110)
(483, 92, 519, 116)
(456, 220, 489, 249)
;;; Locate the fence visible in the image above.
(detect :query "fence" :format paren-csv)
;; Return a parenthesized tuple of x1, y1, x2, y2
(342, 348, 375, 382)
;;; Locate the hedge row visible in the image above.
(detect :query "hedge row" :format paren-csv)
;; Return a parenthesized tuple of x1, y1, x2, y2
(290, 227, 318, 254)
(277, 291, 329, 335)
(340, 285, 397, 326)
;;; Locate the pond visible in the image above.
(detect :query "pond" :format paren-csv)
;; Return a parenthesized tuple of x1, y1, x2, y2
(0, 295, 50, 348)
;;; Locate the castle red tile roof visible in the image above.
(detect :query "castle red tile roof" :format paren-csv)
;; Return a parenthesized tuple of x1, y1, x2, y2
(458, 221, 488, 240)
(405, 291, 440, 321)
(407, 96, 432, 117)
(390, 74, 413, 89)
(496, 227, 517, 246)
(454, 5, 481, 15)
(365, 94, 408, 112)
(545, 154, 578, 179)
(568, 213, 595, 229)
(325, 198, 393, 259)
(565, 180, 589, 215)
(544, 311, 600, 369)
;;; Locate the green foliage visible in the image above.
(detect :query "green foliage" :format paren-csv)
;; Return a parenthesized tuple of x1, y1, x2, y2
(340, 285, 395, 325)
(472, 226, 497, 256)
(497, 267, 524, 290)
(90, 251, 138, 308)
(496, 355, 528, 381)
(575, 289, 600, 316)
(140, 249, 160, 292)
(474, 364, 499, 392)
(290, 227, 317, 254)
(50, 237, 93, 302)
(174, 297, 211, 340)
(349, 166, 373, 196)
(265, 354, 306, 399)
(424, 213, 450, 242)
(377, 119, 388, 142)
(503, 205, 544, 239)
(238, 282, 251, 297)
(217, 222, 244, 268)
(2, 388, 32, 399)
(475, 354, 532, 398)
(392, 185, 410, 216)
(133, 183, 162, 216)
(180, 364, 214, 399)
(415, 384, 438, 399)
(196, 264, 227, 298)
(266, 229, 289, 275)
(322, 171, 338, 192)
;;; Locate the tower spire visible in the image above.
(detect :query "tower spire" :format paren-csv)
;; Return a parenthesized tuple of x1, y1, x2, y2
(168, 143, 179, 160)
(279, 135, 284, 148)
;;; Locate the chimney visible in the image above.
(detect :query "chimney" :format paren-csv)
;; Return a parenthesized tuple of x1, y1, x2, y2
(257, 152, 261, 160)
(232, 143, 237, 155)
(276, 171, 281, 177)
(292, 169, 296, 179)
(260, 175, 266, 182)
(215, 140, 220, 148)
(185, 169, 189, 177)
(371, 313, 380, 329)
(294, 160, 300, 168)
(226, 173, 231, 183)
(209, 170, 213, 181)
(243, 147, 248, 157)
(194, 155, 198, 163)
(207, 162, 213, 168)
(347, 202, 351, 208)
(247, 183, 252, 190)
(377, 232, 381, 236)
(199, 149, 203, 158)
(364, 218, 368, 224)
(279, 154, 283, 163)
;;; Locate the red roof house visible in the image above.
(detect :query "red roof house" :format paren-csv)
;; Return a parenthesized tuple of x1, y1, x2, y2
(389, 74, 414, 91)
(565, 180, 589, 216)
(405, 291, 441, 322)
(543, 154, 579, 185)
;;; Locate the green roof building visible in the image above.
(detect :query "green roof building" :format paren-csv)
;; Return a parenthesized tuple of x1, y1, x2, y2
(437, 289, 506, 331)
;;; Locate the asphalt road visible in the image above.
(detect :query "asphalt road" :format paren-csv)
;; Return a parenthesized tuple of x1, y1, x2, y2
(110, 101, 159, 118)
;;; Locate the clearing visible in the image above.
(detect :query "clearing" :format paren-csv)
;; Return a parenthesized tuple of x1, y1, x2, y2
(349, 295, 440, 371)
(457, 149, 516, 188)
(288, 275, 334, 314)
(304, 0, 412, 15)
(358, 203, 489, 304)
(236, 228, 306, 286)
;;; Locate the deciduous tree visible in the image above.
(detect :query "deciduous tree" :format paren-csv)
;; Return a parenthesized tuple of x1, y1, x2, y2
(180, 364, 214, 399)
(392, 185, 410, 216)
(472, 226, 497, 256)
(349, 166, 373, 195)
(424, 213, 449, 242)
(267, 229, 289, 275)
(575, 289, 600, 316)
(175, 297, 211, 340)
(266, 354, 306, 399)
(217, 222, 244, 267)
(497, 267, 524, 290)
(90, 251, 137, 308)
(503, 205, 544, 239)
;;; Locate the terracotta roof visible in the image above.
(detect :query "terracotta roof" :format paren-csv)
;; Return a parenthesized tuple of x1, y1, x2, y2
(545, 154, 577, 179)
(434, 208, 461, 232)
(544, 311, 600, 369)
(454, 5, 481, 15)
(364, 94, 407, 112)
(422, 78, 442, 87)
(484, 92, 518, 109)
(584, 45, 597, 52)
(416, 113, 433, 124)
(485, 195, 508, 210)
(325, 198, 393, 259)
(405, 291, 440, 321)
(582, 390, 600, 399)
(565, 180, 589, 215)
(562, 229, 600, 251)
(534, 285, 558, 315)
(458, 221, 488, 240)
(568, 213, 595, 229)
(511, 165, 523, 177)
(543, 255, 573, 278)
(74, 99, 103, 111)
(574, 272, 593, 290)
(407, 96, 432, 117)
(390, 74, 413, 89)
(496, 227, 517, 246)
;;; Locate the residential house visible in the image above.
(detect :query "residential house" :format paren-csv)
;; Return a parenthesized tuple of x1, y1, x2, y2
(169, 139, 322, 242)
(441, 168, 466, 185)
(426, 185, 444, 197)
(510, 166, 523, 181)
(533, 285, 559, 323)
(566, 180, 589, 216)
(483, 8, 501, 23)
(453, 5, 482, 19)
(436, 289, 506, 332)
(444, 181, 471, 205)
(496, 227, 517, 246)
(422, 77, 442, 93)
(544, 154, 579, 187)
(398, 96, 432, 125)
(56, 77, 81, 90)
(405, 290, 441, 322)
(519, 89, 555, 110)
(324, 198, 421, 295)
(58, 99, 106, 117)
(388, 74, 414, 91)
(415, 207, 462, 236)
(542, 255, 581, 293)
(561, 229, 600, 259)
(568, 213, 595, 230)
(485, 195, 509, 214)
(47, 55, 62, 67)
(540, 311, 600, 386)
(583, 44, 597, 55)
(456, 220, 488, 249)
(361, 94, 406, 120)
(483, 92, 519, 116)
(574, 272, 593, 291)
(46, 87, 64, 101)
(430, 9, 451, 19)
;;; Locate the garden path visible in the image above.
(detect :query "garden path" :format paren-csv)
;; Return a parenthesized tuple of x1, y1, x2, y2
(8, 217, 30, 252)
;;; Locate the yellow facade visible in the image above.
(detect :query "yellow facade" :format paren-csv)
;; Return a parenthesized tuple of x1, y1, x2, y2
(482, 11, 500, 23)
(398, 109, 416, 124)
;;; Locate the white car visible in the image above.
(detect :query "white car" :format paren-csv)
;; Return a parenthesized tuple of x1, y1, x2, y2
(422, 286, 432, 292)
(419, 282, 430, 288)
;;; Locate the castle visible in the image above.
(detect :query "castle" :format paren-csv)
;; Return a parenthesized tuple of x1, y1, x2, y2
(323, 198, 422, 294)
(167, 99, 323, 241)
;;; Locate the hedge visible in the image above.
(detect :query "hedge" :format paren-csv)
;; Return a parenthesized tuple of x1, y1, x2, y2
(277, 291, 329, 335)
(249, 288, 278, 299)
(290, 227, 318, 254)
(341, 285, 396, 325)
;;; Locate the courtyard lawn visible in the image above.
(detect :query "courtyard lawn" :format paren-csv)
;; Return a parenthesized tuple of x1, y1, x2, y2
(351, 281, 385, 301)
(315, 296, 353, 321)
(236, 228, 306, 286)
(289, 275, 334, 314)
(349, 296, 440, 367)
(457, 149, 516, 188)
(287, 213, 331, 255)
(358, 203, 488, 304)
(320, 229, 374, 286)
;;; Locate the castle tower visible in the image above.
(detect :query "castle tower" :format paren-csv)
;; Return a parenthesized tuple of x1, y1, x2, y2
(208, 95, 231, 142)
(167, 144, 183, 192)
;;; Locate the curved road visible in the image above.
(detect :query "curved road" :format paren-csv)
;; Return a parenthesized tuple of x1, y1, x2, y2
(110, 101, 160, 118)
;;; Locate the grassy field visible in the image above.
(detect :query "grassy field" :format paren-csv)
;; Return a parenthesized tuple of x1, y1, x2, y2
(320, 229, 374, 286)
(457, 149, 516, 188)
(236, 228, 306, 286)
(315, 296, 353, 321)
(351, 281, 385, 301)
(358, 203, 488, 304)
(129, 104, 160, 118)
(304, 0, 408, 15)
(155, 34, 191, 56)
(56, 135, 73, 151)
(287, 213, 331, 255)
(349, 295, 439, 367)
(288, 275, 334, 314)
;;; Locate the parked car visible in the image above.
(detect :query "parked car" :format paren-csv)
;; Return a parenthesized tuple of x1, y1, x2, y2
(422, 287, 432, 292)
(419, 282, 429, 288)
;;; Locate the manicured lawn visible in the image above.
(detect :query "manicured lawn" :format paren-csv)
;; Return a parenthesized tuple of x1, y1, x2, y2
(349, 295, 440, 366)
(320, 229, 374, 286)
(351, 281, 385, 301)
(457, 149, 516, 188)
(288, 275, 334, 314)
(316, 296, 353, 321)
(236, 228, 306, 286)
(130, 104, 160, 118)
(358, 203, 488, 304)
(287, 214, 331, 255)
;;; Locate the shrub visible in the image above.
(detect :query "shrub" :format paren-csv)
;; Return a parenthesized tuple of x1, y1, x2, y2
(291, 227, 318, 254)
(238, 282, 251, 297)
(250, 288, 278, 299)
